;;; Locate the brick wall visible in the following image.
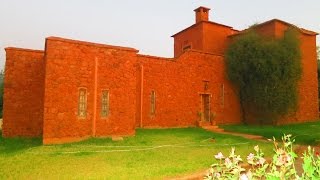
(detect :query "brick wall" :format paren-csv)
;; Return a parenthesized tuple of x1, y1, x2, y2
(173, 21, 236, 57)
(173, 23, 204, 57)
(95, 43, 137, 137)
(42, 37, 137, 144)
(202, 22, 235, 55)
(278, 31, 319, 124)
(3, 48, 45, 137)
(137, 50, 242, 127)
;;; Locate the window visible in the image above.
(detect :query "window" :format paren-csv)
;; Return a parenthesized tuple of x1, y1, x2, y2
(183, 45, 191, 51)
(150, 90, 156, 115)
(101, 90, 110, 117)
(78, 88, 87, 118)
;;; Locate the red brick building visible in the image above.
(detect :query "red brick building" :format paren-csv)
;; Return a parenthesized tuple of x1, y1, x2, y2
(2, 7, 319, 144)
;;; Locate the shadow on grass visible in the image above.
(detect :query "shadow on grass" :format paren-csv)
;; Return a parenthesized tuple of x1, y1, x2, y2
(0, 130, 42, 155)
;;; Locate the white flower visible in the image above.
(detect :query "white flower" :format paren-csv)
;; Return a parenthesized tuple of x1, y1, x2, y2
(287, 154, 292, 162)
(240, 173, 249, 180)
(247, 153, 254, 161)
(246, 170, 253, 179)
(247, 153, 255, 164)
(276, 154, 291, 166)
(225, 158, 232, 167)
(214, 152, 225, 159)
(258, 157, 266, 165)
(214, 172, 221, 178)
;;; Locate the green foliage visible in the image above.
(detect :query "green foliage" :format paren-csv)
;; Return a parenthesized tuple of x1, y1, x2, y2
(301, 146, 320, 179)
(226, 29, 302, 123)
(206, 134, 320, 180)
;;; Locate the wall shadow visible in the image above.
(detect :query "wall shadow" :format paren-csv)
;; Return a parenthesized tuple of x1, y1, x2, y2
(0, 130, 42, 155)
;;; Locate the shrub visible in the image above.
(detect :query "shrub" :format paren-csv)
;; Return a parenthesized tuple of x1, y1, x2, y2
(205, 134, 320, 180)
(225, 28, 301, 124)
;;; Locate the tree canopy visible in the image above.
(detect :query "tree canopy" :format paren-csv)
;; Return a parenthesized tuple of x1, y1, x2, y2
(226, 28, 301, 124)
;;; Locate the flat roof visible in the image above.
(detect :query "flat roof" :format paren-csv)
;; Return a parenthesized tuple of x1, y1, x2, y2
(194, 6, 211, 12)
(5, 47, 44, 53)
(46, 36, 139, 52)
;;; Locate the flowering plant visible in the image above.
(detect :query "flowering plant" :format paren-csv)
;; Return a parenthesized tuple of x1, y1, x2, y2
(205, 134, 320, 180)
(209, 147, 245, 179)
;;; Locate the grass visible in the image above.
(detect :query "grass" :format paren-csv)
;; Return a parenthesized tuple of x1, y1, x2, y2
(222, 121, 320, 145)
(0, 128, 273, 179)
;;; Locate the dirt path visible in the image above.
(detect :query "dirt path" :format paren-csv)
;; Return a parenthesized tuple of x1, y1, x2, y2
(202, 125, 268, 142)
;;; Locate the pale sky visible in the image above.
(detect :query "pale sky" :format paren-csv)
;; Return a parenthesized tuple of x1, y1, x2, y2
(0, 0, 319, 70)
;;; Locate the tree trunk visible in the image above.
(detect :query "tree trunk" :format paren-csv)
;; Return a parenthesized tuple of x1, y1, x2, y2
(239, 91, 247, 125)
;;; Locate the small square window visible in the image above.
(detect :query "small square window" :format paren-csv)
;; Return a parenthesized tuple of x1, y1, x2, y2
(183, 45, 191, 51)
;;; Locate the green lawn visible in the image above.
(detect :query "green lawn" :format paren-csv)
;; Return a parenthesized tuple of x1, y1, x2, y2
(222, 121, 320, 145)
(0, 128, 273, 179)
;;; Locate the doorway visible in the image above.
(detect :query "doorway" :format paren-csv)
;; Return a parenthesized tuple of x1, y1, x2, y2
(201, 94, 211, 122)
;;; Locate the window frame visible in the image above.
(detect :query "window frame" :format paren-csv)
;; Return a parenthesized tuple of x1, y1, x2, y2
(150, 90, 156, 116)
(182, 43, 192, 52)
(78, 87, 87, 119)
(101, 89, 110, 118)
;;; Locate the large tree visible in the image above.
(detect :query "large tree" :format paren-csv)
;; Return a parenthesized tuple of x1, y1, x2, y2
(226, 28, 301, 124)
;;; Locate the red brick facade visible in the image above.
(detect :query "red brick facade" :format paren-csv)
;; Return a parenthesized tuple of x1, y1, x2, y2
(3, 7, 318, 144)
(3, 48, 45, 137)
(42, 38, 138, 144)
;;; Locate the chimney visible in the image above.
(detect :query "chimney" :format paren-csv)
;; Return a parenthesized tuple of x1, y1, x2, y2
(194, 6, 210, 23)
